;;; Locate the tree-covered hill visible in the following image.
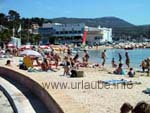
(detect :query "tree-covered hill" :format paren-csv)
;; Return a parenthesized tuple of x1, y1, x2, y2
(51, 17, 135, 28)
(0, 10, 150, 43)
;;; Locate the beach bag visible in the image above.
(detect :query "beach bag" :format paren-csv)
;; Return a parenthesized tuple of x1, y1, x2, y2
(71, 70, 84, 77)
(19, 63, 27, 70)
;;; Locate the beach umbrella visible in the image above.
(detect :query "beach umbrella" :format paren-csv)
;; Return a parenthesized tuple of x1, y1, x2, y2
(43, 48, 52, 52)
(39, 45, 50, 49)
(20, 45, 32, 49)
(20, 50, 41, 57)
(7, 43, 16, 48)
(19, 45, 32, 51)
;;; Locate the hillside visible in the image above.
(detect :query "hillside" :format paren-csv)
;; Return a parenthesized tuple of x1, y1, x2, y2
(50, 17, 150, 40)
(51, 17, 135, 28)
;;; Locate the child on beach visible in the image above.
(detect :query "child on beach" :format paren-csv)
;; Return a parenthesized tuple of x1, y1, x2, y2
(128, 68, 135, 77)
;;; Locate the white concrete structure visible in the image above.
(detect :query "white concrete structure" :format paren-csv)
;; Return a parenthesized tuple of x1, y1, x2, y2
(39, 23, 112, 45)
(98, 26, 112, 42)
(9, 37, 21, 48)
(31, 24, 40, 34)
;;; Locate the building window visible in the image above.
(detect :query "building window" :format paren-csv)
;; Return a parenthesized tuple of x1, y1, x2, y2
(78, 31, 81, 33)
(56, 32, 59, 34)
(65, 31, 68, 34)
(74, 31, 77, 34)
(69, 31, 72, 34)
(95, 36, 102, 40)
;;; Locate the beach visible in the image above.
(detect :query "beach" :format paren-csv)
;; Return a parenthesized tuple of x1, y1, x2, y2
(1, 1, 150, 112)
(0, 57, 150, 113)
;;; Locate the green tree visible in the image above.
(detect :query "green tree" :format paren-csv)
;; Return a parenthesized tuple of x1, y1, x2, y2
(0, 29, 11, 43)
(0, 13, 6, 25)
(8, 10, 20, 21)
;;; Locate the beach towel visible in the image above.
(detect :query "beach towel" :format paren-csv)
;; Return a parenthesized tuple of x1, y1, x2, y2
(27, 67, 54, 72)
(102, 79, 128, 85)
(28, 67, 38, 72)
(101, 79, 141, 85)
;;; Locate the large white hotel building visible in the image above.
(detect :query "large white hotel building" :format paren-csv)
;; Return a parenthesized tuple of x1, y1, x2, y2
(38, 23, 112, 45)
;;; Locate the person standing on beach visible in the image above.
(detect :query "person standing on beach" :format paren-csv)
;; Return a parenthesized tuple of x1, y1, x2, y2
(82, 50, 89, 66)
(112, 58, 117, 68)
(146, 58, 150, 76)
(101, 50, 106, 66)
(140, 60, 147, 72)
(125, 52, 130, 68)
(118, 53, 122, 63)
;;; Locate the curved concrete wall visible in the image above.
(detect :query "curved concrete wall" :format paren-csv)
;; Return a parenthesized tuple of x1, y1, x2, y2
(0, 66, 64, 113)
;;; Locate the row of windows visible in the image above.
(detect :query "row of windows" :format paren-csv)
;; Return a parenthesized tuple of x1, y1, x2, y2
(95, 36, 103, 40)
(55, 31, 82, 34)
(57, 24, 84, 27)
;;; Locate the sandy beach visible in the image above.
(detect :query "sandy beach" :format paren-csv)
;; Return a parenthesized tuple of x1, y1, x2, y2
(0, 57, 150, 113)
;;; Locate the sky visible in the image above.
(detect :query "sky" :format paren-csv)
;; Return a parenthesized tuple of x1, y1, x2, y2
(0, 0, 150, 25)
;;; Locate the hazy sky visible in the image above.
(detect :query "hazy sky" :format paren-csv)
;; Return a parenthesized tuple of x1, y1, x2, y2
(0, 0, 150, 25)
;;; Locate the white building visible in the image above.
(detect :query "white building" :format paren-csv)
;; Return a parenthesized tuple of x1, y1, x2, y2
(9, 37, 21, 48)
(31, 24, 40, 34)
(39, 23, 112, 45)
(98, 26, 112, 42)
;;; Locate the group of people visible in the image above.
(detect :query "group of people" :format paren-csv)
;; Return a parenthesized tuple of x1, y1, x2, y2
(63, 49, 89, 76)
(111, 52, 130, 68)
(101, 50, 130, 69)
(101, 50, 135, 77)
(4, 45, 150, 78)
(115, 53, 136, 77)
(120, 101, 150, 113)
(18, 47, 62, 72)
(113, 63, 135, 77)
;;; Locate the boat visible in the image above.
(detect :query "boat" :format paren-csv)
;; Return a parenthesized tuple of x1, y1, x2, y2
(124, 47, 133, 50)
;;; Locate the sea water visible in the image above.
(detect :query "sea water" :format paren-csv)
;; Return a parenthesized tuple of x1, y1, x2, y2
(80, 48, 150, 70)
